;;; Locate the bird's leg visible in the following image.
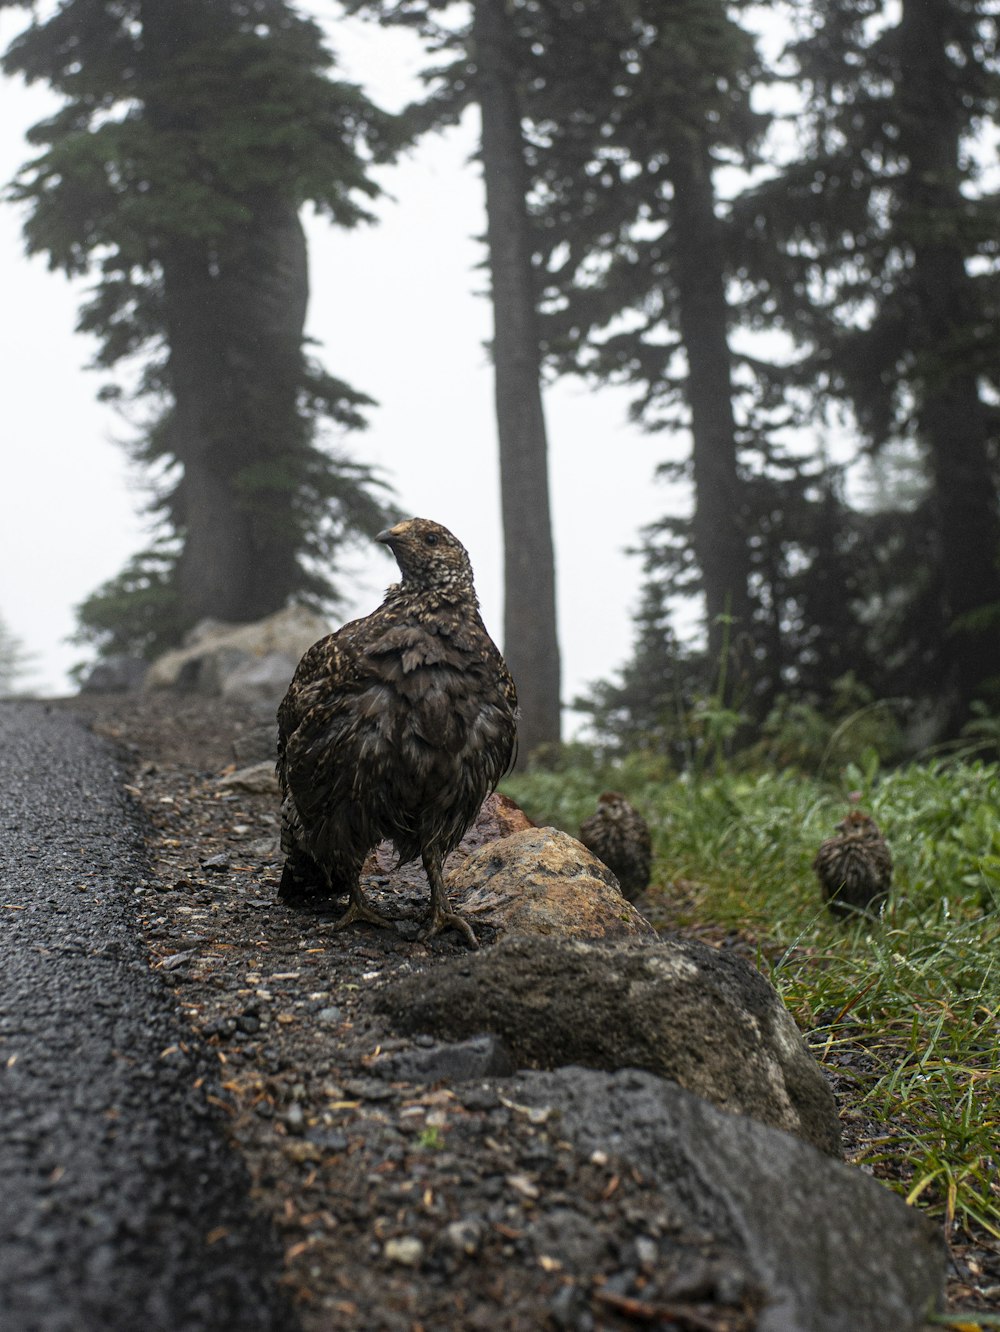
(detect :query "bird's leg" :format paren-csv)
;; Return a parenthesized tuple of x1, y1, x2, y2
(419, 849, 478, 949)
(331, 869, 397, 934)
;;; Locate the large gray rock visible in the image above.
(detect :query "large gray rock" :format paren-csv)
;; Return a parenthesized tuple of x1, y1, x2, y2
(220, 651, 299, 712)
(79, 655, 147, 694)
(145, 607, 328, 696)
(376, 933, 840, 1156)
(512, 1066, 943, 1332)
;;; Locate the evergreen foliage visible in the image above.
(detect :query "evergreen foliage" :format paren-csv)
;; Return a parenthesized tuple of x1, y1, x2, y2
(0, 611, 35, 697)
(733, 0, 1000, 727)
(344, 0, 563, 760)
(5, 0, 1000, 736)
(2, 0, 397, 650)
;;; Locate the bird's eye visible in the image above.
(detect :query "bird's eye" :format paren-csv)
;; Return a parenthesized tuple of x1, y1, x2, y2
(424, 532, 438, 546)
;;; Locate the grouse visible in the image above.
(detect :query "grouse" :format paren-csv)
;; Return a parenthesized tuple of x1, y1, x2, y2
(276, 518, 517, 948)
(578, 791, 652, 901)
(813, 809, 893, 920)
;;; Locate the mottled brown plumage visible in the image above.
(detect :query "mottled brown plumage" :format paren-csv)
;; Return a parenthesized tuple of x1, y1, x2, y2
(276, 518, 517, 947)
(813, 809, 893, 920)
(578, 791, 652, 901)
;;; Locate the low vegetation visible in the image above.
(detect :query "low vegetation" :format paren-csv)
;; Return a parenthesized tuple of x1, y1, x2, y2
(504, 742, 1000, 1243)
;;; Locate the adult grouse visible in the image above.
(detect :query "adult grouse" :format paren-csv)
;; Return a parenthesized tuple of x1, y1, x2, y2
(578, 792, 652, 901)
(276, 518, 517, 947)
(813, 809, 893, 920)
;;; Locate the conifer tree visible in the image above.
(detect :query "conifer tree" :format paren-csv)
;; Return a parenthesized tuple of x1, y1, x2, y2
(344, 0, 562, 760)
(735, 0, 1000, 728)
(520, 0, 768, 684)
(0, 612, 34, 697)
(2, 0, 395, 649)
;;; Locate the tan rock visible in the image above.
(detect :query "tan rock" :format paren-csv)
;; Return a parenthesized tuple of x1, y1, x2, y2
(448, 826, 654, 940)
(217, 761, 278, 795)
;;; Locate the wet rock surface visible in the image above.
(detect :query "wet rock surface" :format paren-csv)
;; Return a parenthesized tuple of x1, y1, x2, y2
(376, 933, 842, 1156)
(512, 1067, 943, 1332)
(8, 693, 983, 1329)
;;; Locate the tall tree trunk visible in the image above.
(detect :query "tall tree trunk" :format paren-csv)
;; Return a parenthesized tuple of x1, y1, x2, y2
(896, 0, 1000, 725)
(139, 0, 313, 630)
(472, 0, 562, 763)
(667, 137, 754, 689)
(162, 205, 310, 626)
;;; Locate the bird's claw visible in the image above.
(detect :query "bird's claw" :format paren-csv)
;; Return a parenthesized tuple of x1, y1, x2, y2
(419, 906, 479, 949)
(331, 897, 397, 933)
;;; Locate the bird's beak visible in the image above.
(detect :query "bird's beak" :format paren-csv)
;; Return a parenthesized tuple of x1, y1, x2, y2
(375, 527, 396, 547)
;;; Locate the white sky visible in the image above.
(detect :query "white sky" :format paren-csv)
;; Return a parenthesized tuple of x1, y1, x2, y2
(0, 7, 683, 725)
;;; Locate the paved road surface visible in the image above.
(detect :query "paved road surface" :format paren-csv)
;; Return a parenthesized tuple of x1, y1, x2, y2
(0, 702, 296, 1332)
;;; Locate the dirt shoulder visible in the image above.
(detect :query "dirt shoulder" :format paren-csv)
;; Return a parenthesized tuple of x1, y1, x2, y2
(58, 692, 997, 1330)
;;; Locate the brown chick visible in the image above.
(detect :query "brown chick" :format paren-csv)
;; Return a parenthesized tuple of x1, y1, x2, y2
(813, 809, 893, 920)
(578, 791, 652, 901)
(276, 518, 518, 947)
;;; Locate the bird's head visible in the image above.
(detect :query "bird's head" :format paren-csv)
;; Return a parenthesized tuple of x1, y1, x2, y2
(836, 809, 880, 835)
(376, 518, 476, 596)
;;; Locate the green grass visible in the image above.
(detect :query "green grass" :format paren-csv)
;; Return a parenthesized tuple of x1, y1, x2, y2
(503, 753, 1000, 1240)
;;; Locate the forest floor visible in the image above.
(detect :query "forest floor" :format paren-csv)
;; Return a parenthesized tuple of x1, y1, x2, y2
(57, 691, 1000, 1331)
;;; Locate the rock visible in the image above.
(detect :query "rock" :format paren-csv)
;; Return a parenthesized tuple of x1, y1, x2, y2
(79, 655, 147, 693)
(376, 933, 840, 1156)
(221, 652, 299, 712)
(448, 827, 653, 940)
(371, 1034, 514, 1084)
(233, 723, 279, 766)
(383, 1236, 424, 1267)
(513, 1066, 944, 1332)
(443, 1218, 484, 1257)
(217, 761, 279, 795)
(453, 791, 534, 853)
(145, 606, 329, 695)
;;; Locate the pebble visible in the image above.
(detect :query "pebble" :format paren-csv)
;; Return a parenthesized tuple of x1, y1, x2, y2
(444, 1218, 484, 1256)
(634, 1235, 658, 1268)
(383, 1236, 424, 1267)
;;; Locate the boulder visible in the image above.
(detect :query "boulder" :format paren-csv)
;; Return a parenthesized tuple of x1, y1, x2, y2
(376, 932, 840, 1156)
(511, 1065, 942, 1332)
(512, 1066, 943, 1332)
(79, 655, 147, 694)
(448, 826, 653, 940)
(220, 652, 299, 713)
(145, 607, 328, 696)
(233, 723, 280, 766)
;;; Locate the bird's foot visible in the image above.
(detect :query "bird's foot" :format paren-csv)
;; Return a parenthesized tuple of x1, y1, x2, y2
(331, 897, 397, 933)
(419, 905, 479, 949)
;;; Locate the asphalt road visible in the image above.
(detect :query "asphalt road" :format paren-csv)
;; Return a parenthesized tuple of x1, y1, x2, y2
(0, 702, 296, 1332)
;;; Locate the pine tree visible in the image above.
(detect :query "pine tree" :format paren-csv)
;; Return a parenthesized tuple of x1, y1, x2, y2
(735, 0, 1000, 729)
(2, 0, 396, 648)
(472, 0, 561, 760)
(343, 0, 562, 761)
(0, 612, 35, 697)
(520, 0, 769, 681)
